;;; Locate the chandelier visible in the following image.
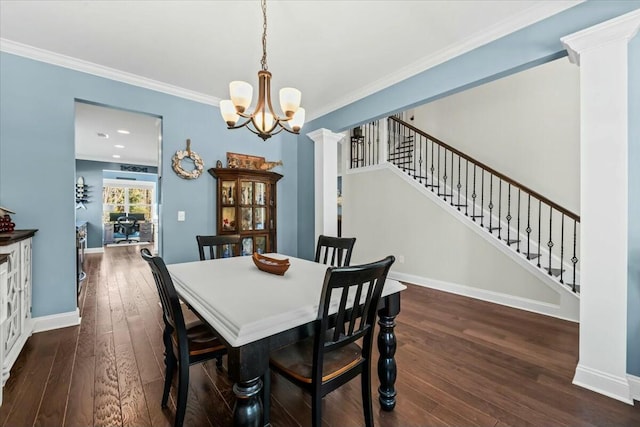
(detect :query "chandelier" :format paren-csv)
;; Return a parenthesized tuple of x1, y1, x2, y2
(219, 0, 305, 141)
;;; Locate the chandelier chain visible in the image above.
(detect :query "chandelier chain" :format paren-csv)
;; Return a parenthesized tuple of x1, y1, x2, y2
(261, 0, 268, 71)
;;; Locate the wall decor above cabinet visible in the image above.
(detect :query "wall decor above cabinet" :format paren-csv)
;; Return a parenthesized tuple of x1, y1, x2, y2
(172, 138, 204, 180)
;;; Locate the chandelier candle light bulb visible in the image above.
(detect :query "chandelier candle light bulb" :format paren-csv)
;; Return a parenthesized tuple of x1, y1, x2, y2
(219, 0, 305, 140)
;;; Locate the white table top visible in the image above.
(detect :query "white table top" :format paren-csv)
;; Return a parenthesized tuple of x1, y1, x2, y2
(167, 254, 406, 347)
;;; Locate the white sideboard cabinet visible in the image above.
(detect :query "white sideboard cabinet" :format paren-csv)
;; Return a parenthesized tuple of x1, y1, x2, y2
(0, 230, 36, 404)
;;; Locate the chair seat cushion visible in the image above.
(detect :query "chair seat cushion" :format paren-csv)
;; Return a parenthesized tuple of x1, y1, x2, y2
(269, 334, 362, 384)
(180, 320, 226, 356)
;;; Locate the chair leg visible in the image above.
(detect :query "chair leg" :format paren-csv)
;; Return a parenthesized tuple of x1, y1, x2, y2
(175, 362, 189, 427)
(311, 391, 323, 427)
(361, 367, 374, 427)
(161, 327, 175, 408)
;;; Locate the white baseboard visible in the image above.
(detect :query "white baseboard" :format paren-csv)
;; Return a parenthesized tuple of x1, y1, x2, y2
(628, 374, 640, 402)
(85, 247, 104, 254)
(32, 308, 80, 333)
(573, 363, 633, 405)
(389, 270, 579, 322)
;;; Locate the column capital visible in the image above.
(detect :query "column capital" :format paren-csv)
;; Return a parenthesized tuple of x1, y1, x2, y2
(307, 128, 344, 144)
(561, 9, 640, 65)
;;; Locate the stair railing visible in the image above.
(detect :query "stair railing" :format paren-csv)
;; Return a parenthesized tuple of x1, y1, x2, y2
(349, 116, 580, 293)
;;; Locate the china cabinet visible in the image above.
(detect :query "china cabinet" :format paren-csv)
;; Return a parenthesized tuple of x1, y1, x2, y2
(208, 168, 282, 255)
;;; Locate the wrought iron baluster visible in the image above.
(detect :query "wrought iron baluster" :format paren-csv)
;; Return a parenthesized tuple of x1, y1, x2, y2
(430, 139, 435, 191)
(465, 160, 469, 216)
(442, 149, 448, 202)
(456, 156, 462, 210)
(571, 221, 578, 293)
(497, 180, 502, 239)
(480, 170, 485, 228)
(418, 135, 424, 183)
(526, 194, 531, 259)
(450, 150, 455, 206)
(547, 206, 553, 275)
(471, 164, 477, 221)
(436, 145, 441, 193)
(560, 213, 565, 284)
(537, 200, 542, 268)
(516, 189, 521, 253)
(506, 184, 511, 244)
(488, 175, 493, 232)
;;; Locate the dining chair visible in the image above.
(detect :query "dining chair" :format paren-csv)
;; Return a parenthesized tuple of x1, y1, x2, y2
(314, 235, 356, 266)
(196, 234, 241, 260)
(140, 248, 227, 427)
(269, 255, 395, 427)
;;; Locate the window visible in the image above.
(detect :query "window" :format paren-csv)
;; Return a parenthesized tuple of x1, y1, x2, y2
(102, 180, 155, 223)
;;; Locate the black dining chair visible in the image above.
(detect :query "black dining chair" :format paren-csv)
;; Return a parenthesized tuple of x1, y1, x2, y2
(269, 255, 395, 427)
(314, 235, 356, 266)
(196, 234, 241, 260)
(140, 248, 227, 427)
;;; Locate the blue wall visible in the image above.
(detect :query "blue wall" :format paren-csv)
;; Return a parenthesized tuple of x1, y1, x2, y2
(298, 1, 640, 371)
(75, 159, 158, 249)
(0, 53, 299, 317)
(628, 33, 640, 376)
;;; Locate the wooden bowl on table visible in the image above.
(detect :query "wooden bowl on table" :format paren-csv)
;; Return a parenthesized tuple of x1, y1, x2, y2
(252, 252, 290, 275)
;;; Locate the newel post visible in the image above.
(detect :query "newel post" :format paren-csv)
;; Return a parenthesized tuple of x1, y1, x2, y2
(307, 128, 344, 243)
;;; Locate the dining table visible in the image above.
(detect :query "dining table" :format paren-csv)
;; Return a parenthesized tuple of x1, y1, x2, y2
(167, 253, 406, 427)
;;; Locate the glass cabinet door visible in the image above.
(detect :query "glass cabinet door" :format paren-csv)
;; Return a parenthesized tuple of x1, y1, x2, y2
(222, 181, 236, 205)
(255, 182, 266, 205)
(222, 207, 236, 231)
(254, 207, 266, 230)
(241, 237, 253, 256)
(255, 236, 267, 254)
(240, 181, 253, 205)
(240, 207, 253, 231)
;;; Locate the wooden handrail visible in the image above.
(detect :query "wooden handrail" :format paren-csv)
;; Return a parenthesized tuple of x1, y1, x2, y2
(388, 116, 580, 222)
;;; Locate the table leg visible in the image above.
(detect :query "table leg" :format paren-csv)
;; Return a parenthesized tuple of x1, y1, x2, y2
(232, 377, 263, 427)
(377, 293, 400, 411)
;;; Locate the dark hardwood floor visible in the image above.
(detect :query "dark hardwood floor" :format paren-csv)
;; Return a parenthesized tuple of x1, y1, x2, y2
(1, 244, 639, 426)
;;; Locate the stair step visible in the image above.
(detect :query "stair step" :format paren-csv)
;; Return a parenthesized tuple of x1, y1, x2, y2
(425, 184, 439, 188)
(437, 193, 453, 197)
(488, 226, 502, 231)
(566, 283, 581, 293)
(470, 214, 484, 219)
(545, 267, 565, 277)
(524, 253, 540, 260)
(504, 239, 520, 245)
(453, 204, 468, 208)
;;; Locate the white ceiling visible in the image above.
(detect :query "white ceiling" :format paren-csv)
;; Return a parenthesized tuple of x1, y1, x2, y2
(0, 0, 582, 166)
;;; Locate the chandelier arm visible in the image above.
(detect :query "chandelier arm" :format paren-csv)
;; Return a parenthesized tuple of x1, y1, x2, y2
(226, 116, 254, 130)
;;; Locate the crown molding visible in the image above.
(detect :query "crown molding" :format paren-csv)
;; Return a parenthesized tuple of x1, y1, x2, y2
(561, 9, 640, 65)
(308, 1, 584, 120)
(0, 38, 221, 106)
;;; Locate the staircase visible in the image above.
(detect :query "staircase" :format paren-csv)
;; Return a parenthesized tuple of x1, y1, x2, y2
(350, 116, 580, 296)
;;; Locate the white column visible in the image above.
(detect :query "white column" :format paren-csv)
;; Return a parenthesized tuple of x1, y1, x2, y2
(561, 10, 640, 404)
(307, 128, 344, 242)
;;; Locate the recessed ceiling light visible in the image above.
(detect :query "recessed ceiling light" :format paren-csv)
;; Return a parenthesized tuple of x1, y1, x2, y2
(114, 144, 125, 149)
(112, 154, 121, 159)
(97, 132, 109, 138)
(117, 129, 130, 135)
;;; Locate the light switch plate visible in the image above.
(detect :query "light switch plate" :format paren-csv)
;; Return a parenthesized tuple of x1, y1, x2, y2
(178, 211, 185, 221)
